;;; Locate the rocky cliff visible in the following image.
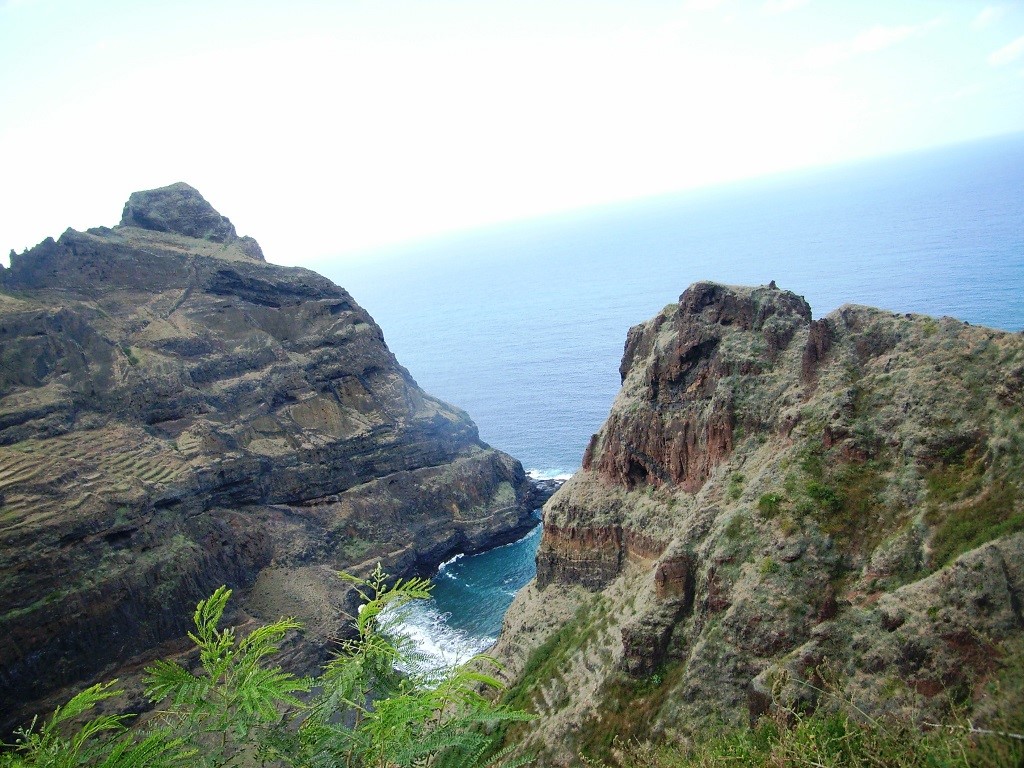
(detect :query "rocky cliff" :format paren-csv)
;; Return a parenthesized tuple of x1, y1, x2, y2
(0, 183, 538, 730)
(494, 282, 1024, 765)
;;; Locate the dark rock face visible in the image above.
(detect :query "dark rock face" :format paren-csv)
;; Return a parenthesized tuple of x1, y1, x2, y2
(0, 186, 536, 731)
(120, 182, 244, 247)
(528, 476, 565, 507)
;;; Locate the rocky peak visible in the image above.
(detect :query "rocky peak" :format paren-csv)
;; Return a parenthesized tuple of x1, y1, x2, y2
(0, 188, 536, 731)
(678, 280, 811, 329)
(119, 183, 259, 257)
(620, 282, 812, 383)
(590, 282, 813, 493)
(506, 284, 1024, 763)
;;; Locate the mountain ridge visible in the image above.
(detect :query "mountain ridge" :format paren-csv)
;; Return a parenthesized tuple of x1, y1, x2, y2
(492, 281, 1024, 765)
(0, 184, 539, 731)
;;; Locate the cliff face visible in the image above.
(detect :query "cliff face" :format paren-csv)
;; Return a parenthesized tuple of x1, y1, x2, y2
(0, 184, 537, 730)
(495, 282, 1024, 764)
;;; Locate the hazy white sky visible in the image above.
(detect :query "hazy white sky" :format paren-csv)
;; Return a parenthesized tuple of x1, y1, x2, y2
(2, 0, 1023, 266)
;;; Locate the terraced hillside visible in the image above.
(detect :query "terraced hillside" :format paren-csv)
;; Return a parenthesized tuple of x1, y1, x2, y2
(0, 183, 538, 730)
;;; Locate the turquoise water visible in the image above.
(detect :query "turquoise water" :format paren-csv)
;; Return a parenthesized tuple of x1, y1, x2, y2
(324, 133, 1024, 665)
(384, 522, 543, 668)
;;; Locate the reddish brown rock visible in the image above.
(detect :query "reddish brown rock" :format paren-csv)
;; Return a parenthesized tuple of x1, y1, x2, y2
(501, 283, 1024, 761)
(586, 283, 811, 493)
(801, 317, 834, 384)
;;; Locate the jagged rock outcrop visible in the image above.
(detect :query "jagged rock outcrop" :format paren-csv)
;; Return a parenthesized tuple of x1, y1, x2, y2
(0, 184, 538, 731)
(120, 183, 244, 246)
(493, 282, 1024, 765)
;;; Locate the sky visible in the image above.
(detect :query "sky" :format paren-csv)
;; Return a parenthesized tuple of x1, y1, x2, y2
(2, 0, 1023, 267)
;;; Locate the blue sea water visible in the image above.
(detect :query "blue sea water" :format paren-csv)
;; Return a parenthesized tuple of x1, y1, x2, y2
(321, 132, 1024, 665)
(382, 524, 544, 668)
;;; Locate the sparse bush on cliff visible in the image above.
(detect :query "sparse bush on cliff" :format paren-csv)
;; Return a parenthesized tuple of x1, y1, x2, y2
(589, 707, 1024, 767)
(1, 566, 531, 768)
(582, 664, 1024, 768)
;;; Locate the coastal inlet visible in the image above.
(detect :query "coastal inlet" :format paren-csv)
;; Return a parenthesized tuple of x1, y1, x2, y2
(386, 470, 568, 672)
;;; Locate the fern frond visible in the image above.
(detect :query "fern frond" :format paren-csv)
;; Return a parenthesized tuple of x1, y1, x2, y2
(195, 626, 235, 682)
(394, 730, 491, 767)
(191, 586, 231, 644)
(69, 712, 133, 757)
(338, 570, 373, 603)
(237, 618, 301, 661)
(233, 666, 310, 719)
(97, 729, 193, 768)
(46, 682, 125, 730)
(286, 721, 371, 768)
(4, 682, 131, 768)
(382, 576, 433, 602)
(143, 660, 209, 710)
(464, 653, 504, 673)
(1, 681, 207, 768)
(448, 668, 505, 693)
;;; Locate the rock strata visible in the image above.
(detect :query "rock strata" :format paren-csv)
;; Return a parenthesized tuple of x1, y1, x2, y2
(0, 184, 537, 731)
(494, 282, 1024, 765)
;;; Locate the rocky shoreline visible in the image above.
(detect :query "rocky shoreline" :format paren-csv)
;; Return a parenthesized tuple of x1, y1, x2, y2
(527, 475, 566, 510)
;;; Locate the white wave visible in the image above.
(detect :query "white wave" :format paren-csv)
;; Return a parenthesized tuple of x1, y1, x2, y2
(375, 515, 543, 678)
(380, 600, 494, 677)
(527, 468, 576, 482)
(437, 552, 465, 571)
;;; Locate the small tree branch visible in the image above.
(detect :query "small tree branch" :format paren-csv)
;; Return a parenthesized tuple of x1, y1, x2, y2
(923, 721, 1024, 742)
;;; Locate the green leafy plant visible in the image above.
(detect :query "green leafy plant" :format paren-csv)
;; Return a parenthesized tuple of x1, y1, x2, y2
(0, 682, 190, 768)
(144, 585, 309, 768)
(757, 493, 784, 519)
(727, 473, 745, 500)
(4, 565, 531, 768)
(287, 564, 533, 768)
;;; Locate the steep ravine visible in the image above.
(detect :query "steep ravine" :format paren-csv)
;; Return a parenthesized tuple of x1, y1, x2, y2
(0, 183, 540, 731)
(493, 281, 1024, 765)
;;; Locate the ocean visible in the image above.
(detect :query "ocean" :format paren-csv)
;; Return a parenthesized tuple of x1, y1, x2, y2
(320, 132, 1024, 666)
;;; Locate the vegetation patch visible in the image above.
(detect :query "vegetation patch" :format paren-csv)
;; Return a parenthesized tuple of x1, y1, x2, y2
(927, 479, 1020, 570)
(577, 660, 686, 763)
(723, 512, 748, 541)
(768, 438, 893, 552)
(922, 441, 1023, 570)
(926, 449, 986, 504)
(757, 492, 784, 519)
(727, 473, 745, 500)
(585, 707, 1024, 767)
(583, 634, 1024, 767)
(501, 598, 602, 715)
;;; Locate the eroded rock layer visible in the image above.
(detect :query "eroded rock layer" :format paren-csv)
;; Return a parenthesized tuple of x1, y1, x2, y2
(494, 282, 1024, 765)
(0, 184, 538, 730)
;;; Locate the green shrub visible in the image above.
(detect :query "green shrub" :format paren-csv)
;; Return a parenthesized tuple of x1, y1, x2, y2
(727, 473, 745, 500)
(928, 480, 1022, 569)
(757, 493, 784, 518)
(724, 514, 746, 540)
(1, 565, 532, 768)
(590, 707, 1024, 767)
(805, 480, 843, 514)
